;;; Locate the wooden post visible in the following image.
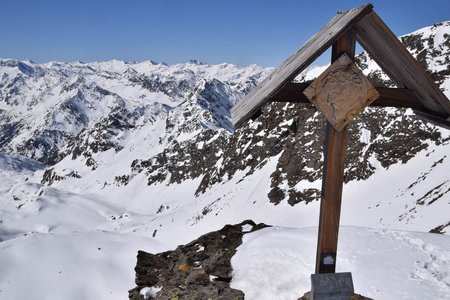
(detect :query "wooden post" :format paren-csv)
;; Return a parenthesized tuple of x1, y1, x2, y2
(315, 29, 356, 274)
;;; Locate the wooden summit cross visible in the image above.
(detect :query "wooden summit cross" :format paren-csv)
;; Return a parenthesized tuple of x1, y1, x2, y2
(231, 3, 450, 275)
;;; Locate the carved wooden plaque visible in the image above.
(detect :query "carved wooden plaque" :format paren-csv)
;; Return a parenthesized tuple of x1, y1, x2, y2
(303, 53, 380, 131)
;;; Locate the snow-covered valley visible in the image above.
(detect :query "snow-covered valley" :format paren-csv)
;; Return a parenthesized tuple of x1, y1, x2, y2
(1, 21, 450, 300)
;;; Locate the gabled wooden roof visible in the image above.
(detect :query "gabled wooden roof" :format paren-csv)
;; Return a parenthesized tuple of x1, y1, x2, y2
(231, 3, 450, 129)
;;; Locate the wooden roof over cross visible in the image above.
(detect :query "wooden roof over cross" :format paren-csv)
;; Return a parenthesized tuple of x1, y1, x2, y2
(230, 3, 450, 277)
(231, 3, 450, 129)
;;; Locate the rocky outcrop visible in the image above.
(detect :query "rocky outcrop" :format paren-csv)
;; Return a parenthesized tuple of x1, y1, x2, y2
(128, 220, 269, 300)
(41, 167, 81, 185)
(130, 101, 447, 206)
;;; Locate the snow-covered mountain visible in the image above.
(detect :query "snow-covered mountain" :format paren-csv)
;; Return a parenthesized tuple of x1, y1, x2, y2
(1, 21, 450, 300)
(0, 58, 269, 164)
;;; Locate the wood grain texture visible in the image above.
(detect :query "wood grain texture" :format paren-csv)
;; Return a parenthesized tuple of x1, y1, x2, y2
(413, 110, 450, 130)
(354, 11, 450, 116)
(268, 81, 311, 103)
(303, 53, 379, 131)
(315, 124, 349, 274)
(315, 29, 355, 274)
(231, 4, 373, 128)
(272, 84, 426, 109)
(270, 83, 450, 128)
(374, 87, 424, 109)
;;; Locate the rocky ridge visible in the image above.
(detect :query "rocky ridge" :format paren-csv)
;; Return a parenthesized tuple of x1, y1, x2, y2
(128, 220, 268, 300)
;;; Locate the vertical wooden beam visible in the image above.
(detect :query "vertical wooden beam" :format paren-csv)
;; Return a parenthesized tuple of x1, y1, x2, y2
(315, 29, 356, 274)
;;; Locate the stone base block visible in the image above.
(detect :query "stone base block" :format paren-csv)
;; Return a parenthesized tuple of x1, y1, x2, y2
(310, 272, 354, 300)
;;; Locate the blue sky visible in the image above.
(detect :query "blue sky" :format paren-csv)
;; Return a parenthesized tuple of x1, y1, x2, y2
(1, 0, 449, 67)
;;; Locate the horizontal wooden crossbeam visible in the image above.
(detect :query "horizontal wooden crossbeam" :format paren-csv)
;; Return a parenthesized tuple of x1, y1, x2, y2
(269, 81, 312, 103)
(413, 109, 450, 130)
(371, 87, 423, 109)
(266, 82, 450, 128)
(270, 82, 422, 108)
(231, 4, 374, 128)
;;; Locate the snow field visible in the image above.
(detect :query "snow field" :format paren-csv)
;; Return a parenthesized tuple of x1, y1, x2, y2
(231, 226, 450, 300)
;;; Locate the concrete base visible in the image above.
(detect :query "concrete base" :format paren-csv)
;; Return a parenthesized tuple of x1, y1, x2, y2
(310, 272, 354, 300)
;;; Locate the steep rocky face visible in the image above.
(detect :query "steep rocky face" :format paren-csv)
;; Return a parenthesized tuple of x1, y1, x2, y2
(129, 102, 447, 206)
(128, 220, 269, 300)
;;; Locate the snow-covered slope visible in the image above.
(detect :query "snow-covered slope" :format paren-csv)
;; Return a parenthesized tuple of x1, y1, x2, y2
(1, 21, 450, 300)
(232, 226, 450, 300)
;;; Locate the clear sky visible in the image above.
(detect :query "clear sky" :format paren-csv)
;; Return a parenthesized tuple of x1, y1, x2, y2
(1, 0, 449, 67)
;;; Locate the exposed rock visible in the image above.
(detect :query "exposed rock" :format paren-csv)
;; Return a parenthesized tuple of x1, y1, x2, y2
(429, 221, 450, 234)
(41, 168, 81, 186)
(130, 100, 446, 206)
(129, 220, 269, 300)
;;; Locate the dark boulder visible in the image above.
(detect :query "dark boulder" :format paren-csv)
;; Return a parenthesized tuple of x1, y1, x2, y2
(129, 220, 269, 300)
